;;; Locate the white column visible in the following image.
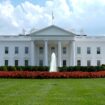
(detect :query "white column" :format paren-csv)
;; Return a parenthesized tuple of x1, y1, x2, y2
(44, 40, 48, 66)
(72, 41, 76, 66)
(34, 42, 36, 66)
(31, 41, 35, 66)
(10, 47, 14, 66)
(69, 41, 72, 66)
(58, 41, 62, 67)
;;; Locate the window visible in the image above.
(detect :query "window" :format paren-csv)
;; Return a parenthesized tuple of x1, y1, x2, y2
(63, 60, 66, 66)
(5, 47, 9, 54)
(87, 60, 91, 66)
(97, 60, 101, 66)
(62, 47, 66, 54)
(39, 47, 43, 54)
(25, 60, 28, 66)
(39, 60, 43, 66)
(77, 47, 81, 54)
(15, 60, 18, 66)
(25, 47, 29, 54)
(51, 47, 55, 52)
(87, 47, 91, 54)
(15, 47, 19, 54)
(97, 47, 101, 54)
(5, 60, 8, 66)
(77, 60, 81, 66)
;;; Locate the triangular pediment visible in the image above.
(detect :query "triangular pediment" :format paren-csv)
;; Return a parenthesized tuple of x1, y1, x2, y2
(30, 25, 76, 36)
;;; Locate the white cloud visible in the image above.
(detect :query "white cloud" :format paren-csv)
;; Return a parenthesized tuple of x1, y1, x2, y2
(70, 0, 105, 34)
(0, 0, 105, 35)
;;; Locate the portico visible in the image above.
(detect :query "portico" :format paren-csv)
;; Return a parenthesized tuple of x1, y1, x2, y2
(30, 39, 75, 67)
(30, 25, 76, 67)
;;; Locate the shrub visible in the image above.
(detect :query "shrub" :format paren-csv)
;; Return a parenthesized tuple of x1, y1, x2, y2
(7, 66, 16, 71)
(0, 66, 104, 72)
(15, 66, 23, 71)
(58, 66, 105, 72)
(31, 66, 49, 71)
(22, 66, 33, 71)
(0, 66, 7, 71)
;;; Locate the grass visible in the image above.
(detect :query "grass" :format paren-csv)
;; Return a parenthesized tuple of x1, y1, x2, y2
(0, 79, 105, 105)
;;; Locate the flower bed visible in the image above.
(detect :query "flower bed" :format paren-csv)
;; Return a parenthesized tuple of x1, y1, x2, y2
(0, 71, 105, 78)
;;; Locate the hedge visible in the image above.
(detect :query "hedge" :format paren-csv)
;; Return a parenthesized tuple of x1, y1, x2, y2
(0, 66, 49, 71)
(0, 66, 105, 72)
(58, 66, 105, 72)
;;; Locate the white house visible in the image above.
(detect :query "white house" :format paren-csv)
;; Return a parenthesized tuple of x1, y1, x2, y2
(0, 25, 105, 67)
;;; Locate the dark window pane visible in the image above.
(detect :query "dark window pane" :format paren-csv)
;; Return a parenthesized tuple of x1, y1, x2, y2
(63, 60, 66, 66)
(15, 60, 18, 66)
(51, 47, 55, 53)
(63, 47, 66, 54)
(15, 47, 19, 54)
(39, 60, 43, 66)
(77, 47, 81, 54)
(5, 60, 8, 66)
(87, 47, 91, 54)
(5, 47, 9, 54)
(25, 47, 29, 54)
(97, 47, 101, 54)
(97, 60, 101, 66)
(87, 60, 91, 66)
(39, 47, 43, 54)
(77, 60, 81, 66)
(25, 60, 28, 66)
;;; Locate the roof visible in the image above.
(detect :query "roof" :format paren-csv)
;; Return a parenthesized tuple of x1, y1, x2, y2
(30, 25, 76, 36)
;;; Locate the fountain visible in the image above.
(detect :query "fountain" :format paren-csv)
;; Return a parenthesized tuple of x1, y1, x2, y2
(49, 52, 57, 72)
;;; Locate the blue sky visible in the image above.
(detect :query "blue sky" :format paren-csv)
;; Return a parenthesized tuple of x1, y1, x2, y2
(0, 0, 105, 35)
(11, 0, 45, 6)
(0, 0, 45, 5)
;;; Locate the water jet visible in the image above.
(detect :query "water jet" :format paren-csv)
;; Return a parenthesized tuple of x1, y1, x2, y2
(49, 52, 57, 72)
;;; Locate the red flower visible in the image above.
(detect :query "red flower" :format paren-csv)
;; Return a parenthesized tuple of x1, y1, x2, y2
(0, 71, 105, 78)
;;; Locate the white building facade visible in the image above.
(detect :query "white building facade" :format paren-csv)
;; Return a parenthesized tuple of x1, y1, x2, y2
(0, 25, 105, 67)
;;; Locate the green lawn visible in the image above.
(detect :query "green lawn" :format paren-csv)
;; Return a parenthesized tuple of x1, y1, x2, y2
(0, 79, 105, 105)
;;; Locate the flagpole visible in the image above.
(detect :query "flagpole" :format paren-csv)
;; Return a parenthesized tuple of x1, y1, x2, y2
(52, 11, 54, 25)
